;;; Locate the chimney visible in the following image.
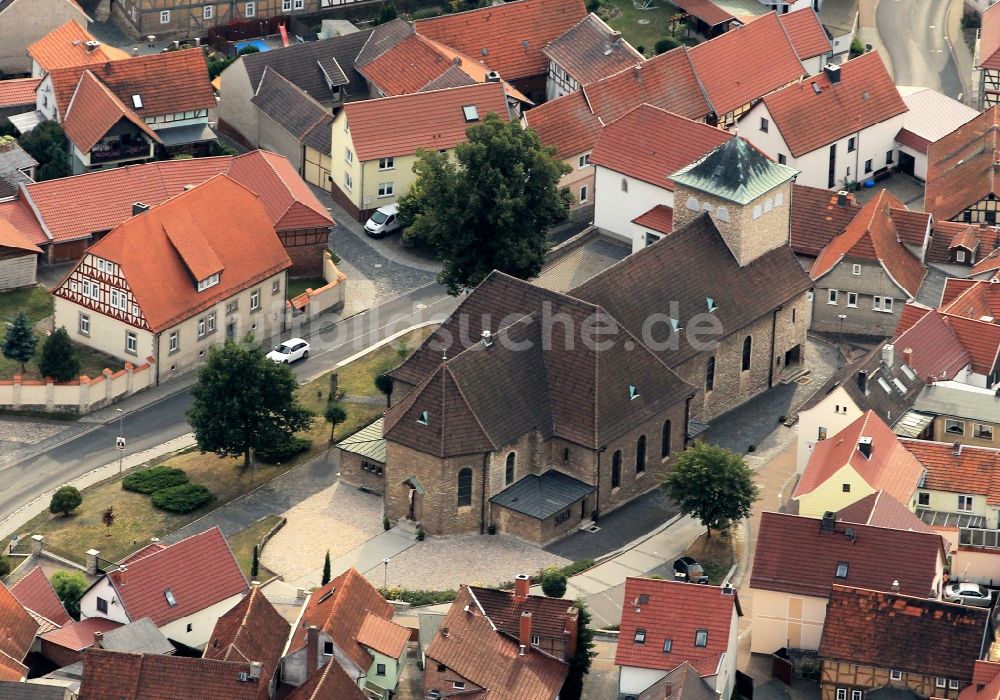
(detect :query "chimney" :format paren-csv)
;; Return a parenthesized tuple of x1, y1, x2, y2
(485, 70, 501, 83)
(132, 202, 150, 216)
(858, 436, 873, 459)
(563, 606, 578, 660)
(519, 644, 526, 656)
(306, 625, 320, 673)
(94, 630, 104, 647)
(820, 511, 836, 534)
(610, 31, 622, 43)
(857, 369, 869, 393)
(520, 611, 533, 649)
(481, 329, 493, 348)
(634, 64, 642, 82)
(514, 573, 530, 600)
(836, 190, 849, 206)
(824, 63, 841, 84)
(882, 343, 894, 368)
(903, 347, 913, 367)
(891, 580, 900, 591)
(86, 549, 100, 575)
(248, 661, 262, 680)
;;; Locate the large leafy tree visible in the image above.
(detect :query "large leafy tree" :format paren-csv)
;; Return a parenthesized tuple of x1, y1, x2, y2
(51, 570, 88, 620)
(662, 442, 760, 538)
(3, 312, 36, 374)
(19, 121, 72, 181)
(187, 336, 312, 470)
(398, 114, 571, 294)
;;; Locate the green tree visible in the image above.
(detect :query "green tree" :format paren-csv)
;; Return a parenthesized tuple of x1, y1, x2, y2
(654, 37, 680, 54)
(322, 550, 331, 586)
(374, 373, 394, 407)
(51, 570, 88, 620)
(398, 114, 571, 294)
(49, 485, 82, 516)
(187, 335, 312, 470)
(325, 399, 348, 443)
(2, 312, 36, 374)
(561, 600, 596, 700)
(662, 442, 759, 538)
(39, 326, 80, 381)
(372, 2, 397, 25)
(541, 567, 567, 598)
(251, 544, 260, 579)
(19, 122, 71, 181)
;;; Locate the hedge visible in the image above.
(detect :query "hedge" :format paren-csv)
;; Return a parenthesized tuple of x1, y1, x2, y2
(122, 466, 189, 494)
(256, 436, 311, 464)
(150, 483, 214, 513)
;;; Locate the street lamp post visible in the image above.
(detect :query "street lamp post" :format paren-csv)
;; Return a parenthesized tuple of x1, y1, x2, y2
(116, 408, 125, 475)
(837, 314, 847, 366)
(383, 558, 390, 588)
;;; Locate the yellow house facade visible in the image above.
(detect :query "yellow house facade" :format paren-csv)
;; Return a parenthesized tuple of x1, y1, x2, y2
(797, 464, 881, 518)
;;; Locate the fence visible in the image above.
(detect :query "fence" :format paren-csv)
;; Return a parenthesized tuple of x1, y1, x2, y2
(0, 357, 155, 415)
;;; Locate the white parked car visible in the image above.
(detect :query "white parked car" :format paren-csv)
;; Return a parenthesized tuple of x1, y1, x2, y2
(267, 338, 310, 364)
(943, 582, 993, 607)
(364, 203, 402, 238)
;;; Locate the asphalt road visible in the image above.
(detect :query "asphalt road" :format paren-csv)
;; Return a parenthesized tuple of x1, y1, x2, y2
(876, 0, 964, 99)
(0, 283, 459, 524)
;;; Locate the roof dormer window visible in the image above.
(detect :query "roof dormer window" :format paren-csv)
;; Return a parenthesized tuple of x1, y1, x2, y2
(197, 273, 220, 292)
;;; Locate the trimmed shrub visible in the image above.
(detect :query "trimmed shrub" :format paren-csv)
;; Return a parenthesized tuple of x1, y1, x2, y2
(380, 587, 457, 606)
(256, 435, 311, 464)
(49, 485, 82, 516)
(122, 466, 189, 494)
(541, 567, 568, 597)
(654, 37, 680, 55)
(151, 484, 214, 513)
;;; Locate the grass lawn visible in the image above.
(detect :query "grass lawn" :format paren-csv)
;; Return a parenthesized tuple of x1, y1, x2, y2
(286, 277, 328, 300)
(227, 515, 283, 581)
(683, 532, 735, 585)
(599, 0, 690, 54)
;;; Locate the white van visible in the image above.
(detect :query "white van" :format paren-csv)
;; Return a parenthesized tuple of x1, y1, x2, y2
(364, 203, 402, 238)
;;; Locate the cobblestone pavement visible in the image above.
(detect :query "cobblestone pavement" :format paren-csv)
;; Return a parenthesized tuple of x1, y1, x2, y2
(0, 418, 78, 465)
(362, 533, 571, 591)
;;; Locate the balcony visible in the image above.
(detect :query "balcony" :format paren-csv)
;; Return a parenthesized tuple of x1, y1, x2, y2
(90, 136, 151, 164)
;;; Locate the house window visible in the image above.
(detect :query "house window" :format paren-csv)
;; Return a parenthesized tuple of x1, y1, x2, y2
(956, 249, 967, 263)
(946, 419, 965, 436)
(619, 176, 629, 193)
(694, 629, 708, 647)
(378, 182, 394, 198)
(836, 690, 847, 700)
(283, 0, 292, 9)
(376, 663, 386, 676)
(160, 10, 170, 23)
(186, 623, 193, 633)
(705, 356, 715, 392)
(818, 426, 827, 440)
(886, 150, 894, 165)
(579, 185, 588, 203)
(344, 147, 353, 164)
(949, 680, 961, 690)
(760, 117, 769, 133)
(634, 629, 646, 644)
(198, 318, 206, 338)
(663, 639, 672, 652)
(742, 336, 752, 371)
(852, 263, 861, 276)
(851, 691, 862, 700)
(661, 420, 671, 458)
(453, 682, 466, 690)
(457, 468, 472, 507)
(989, 210, 997, 225)
(96, 597, 108, 614)
(272, 279, 281, 295)
(918, 492, 930, 506)
(645, 232, 661, 247)
(250, 289, 260, 311)
(842, 483, 851, 493)
(936, 678, 947, 689)
(964, 210, 973, 223)
(554, 508, 572, 524)
(344, 172, 353, 191)
(505, 452, 515, 485)
(578, 154, 590, 168)
(828, 289, 838, 304)
(197, 273, 220, 292)
(294, 0, 304, 7)
(890, 670, 902, 681)
(378, 157, 394, 170)
(611, 450, 621, 489)
(873, 296, 893, 313)
(79, 313, 90, 336)
(848, 137, 856, 152)
(531, 635, 540, 645)
(835, 562, 849, 578)
(207, 312, 216, 332)
(169, 331, 178, 353)
(126, 331, 137, 355)
(245, 1, 256, 17)
(975, 423, 994, 440)
(323, 641, 333, 655)
(958, 495, 974, 512)
(203, 5, 213, 19)
(778, 153, 787, 165)
(847, 292, 858, 307)
(635, 435, 646, 474)
(864, 159, 873, 174)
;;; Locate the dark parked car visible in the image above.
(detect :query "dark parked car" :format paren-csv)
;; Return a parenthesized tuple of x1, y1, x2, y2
(674, 556, 709, 584)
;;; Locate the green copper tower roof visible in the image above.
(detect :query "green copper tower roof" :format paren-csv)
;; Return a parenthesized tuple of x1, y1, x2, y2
(670, 136, 799, 205)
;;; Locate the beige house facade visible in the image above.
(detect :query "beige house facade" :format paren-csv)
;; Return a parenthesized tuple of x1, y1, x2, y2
(0, 0, 89, 74)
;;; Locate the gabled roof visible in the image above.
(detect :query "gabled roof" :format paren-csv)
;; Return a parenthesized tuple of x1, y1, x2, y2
(641, 662, 719, 700)
(40, 617, 122, 652)
(0, 78, 40, 108)
(670, 0, 739, 28)
(835, 490, 938, 534)
(98, 617, 173, 655)
(27, 20, 128, 74)
(980, 2, 1000, 70)
(0, 582, 37, 682)
(359, 33, 468, 95)
(469, 585, 578, 642)
(425, 586, 568, 700)
(902, 438, 1000, 506)
(62, 70, 162, 153)
(491, 470, 595, 518)
(356, 611, 410, 659)
(525, 47, 710, 158)
(78, 648, 263, 700)
(793, 410, 925, 504)
(615, 578, 740, 676)
(589, 104, 730, 190)
(336, 417, 385, 462)
(415, 0, 588, 81)
(106, 526, 247, 627)
(285, 657, 368, 700)
(0, 218, 41, 255)
(892, 308, 971, 382)
(343, 82, 512, 161)
(9, 566, 71, 627)
(750, 512, 944, 599)
(896, 86, 978, 155)
(778, 8, 832, 61)
(756, 51, 906, 157)
(925, 106, 1000, 221)
(789, 185, 861, 256)
(671, 136, 798, 205)
(820, 585, 987, 681)
(289, 568, 394, 674)
(632, 205, 674, 235)
(542, 13, 643, 86)
(809, 190, 926, 298)
(251, 66, 333, 154)
(687, 12, 803, 119)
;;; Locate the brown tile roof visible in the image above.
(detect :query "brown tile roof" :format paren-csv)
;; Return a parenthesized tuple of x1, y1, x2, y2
(789, 184, 860, 256)
(615, 578, 740, 675)
(343, 82, 512, 161)
(671, 0, 735, 27)
(118, 542, 166, 565)
(48, 48, 214, 121)
(285, 658, 369, 700)
(892, 308, 971, 382)
(420, 63, 479, 91)
(902, 439, 1000, 506)
(980, 3, 1000, 70)
(525, 48, 710, 158)
(589, 104, 730, 189)
(0, 582, 37, 682)
(641, 662, 719, 700)
(573, 213, 812, 367)
(289, 568, 394, 674)
(757, 51, 905, 157)
(632, 205, 674, 235)
(9, 566, 71, 627)
(0, 78, 40, 108)
(27, 20, 128, 73)
(793, 410, 925, 504)
(470, 586, 578, 643)
(0, 651, 27, 683)
(749, 512, 944, 599)
(415, 0, 588, 81)
(835, 490, 938, 534)
(251, 67, 332, 154)
(203, 586, 289, 698)
(356, 611, 410, 659)
(778, 8, 832, 60)
(809, 190, 927, 297)
(890, 208, 932, 247)
(542, 13, 642, 86)
(105, 526, 248, 627)
(0, 200, 44, 248)
(687, 12, 803, 119)
(40, 617, 122, 652)
(925, 106, 1000, 222)
(820, 585, 987, 681)
(78, 648, 264, 700)
(965, 665, 1000, 700)
(425, 586, 568, 699)
(941, 278, 980, 307)
(62, 70, 162, 153)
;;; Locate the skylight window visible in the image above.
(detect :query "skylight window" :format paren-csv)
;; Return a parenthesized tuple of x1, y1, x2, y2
(634, 629, 646, 644)
(132, 94, 143, 109)
(877, 378, 891, 394)
(901, 365, 915, 381)
(892, 378, 907, 394)
(663, 639, 672, 653)
(835, 562, 849, 579)
(694, 629, 708, 647)
(462, 105, 479, 122)
(417, 411, 429, 425)
(707, 297, 717, 313)
(164, 589, 177, 606)
(629, 385, 639, 400)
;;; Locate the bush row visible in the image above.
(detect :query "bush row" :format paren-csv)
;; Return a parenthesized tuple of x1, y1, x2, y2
(122, 466, 214, 514)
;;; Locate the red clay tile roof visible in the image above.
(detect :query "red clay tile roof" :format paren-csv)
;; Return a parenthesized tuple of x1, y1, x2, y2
(542, 13, 643, 86)
(589, 104, 730, 189)
(902, 439, 1000, 506)
(0, 217, 41, 255)
(889, 208, 932, 247)
(27, 20, 129, 73)
(525, 48, 711, 158)
(79, 648, 263, 700)
(789, 185, 860, 256)
(62, 70, 162, 153)
(0, 583, 37, 682)
(343, 82, 512, 161)
(286, 659, 369, 699)
(973, 660, 1000, 688)
(9, 566, 71, 627)
(671, 0, 735, 27)
(925, 106, 1000, 221)
(778, 8, 832, 60)
(894, 301, 933, 337)
(980, 3, 1000, 70)
(971, 245, 1000, 276)
(750, 512, 944, 599)
(632, 205, 674, 235)
(0, 200, 45, 248)
(892, 309, 971, 382)
(359, 33, 466, 95)
(48, 48, 214, 121)
(119, 542, 166, 565)
(356, 611, 410, 659)
(415, 0, 587, 81)
(820, 585, 987, 681)
(835, 490, 938, 534)
(757, 51, 905, 157)
(426, 586, 568, 700)
(107, 526, 248, 627)
(290, 568, 394, 674)
(809, 190, 926, 298)
(794, 410, 925, 504)
(944, 315, 1000, 375)
(615, 578, 740, 675)
(40, 617, 122, 652)
(0, 78, 40, 108)
(203, 586, 289, 699)
(470, 586, 578, 642)
(687, 12, 803, 119)
(941, 278, 980, 308)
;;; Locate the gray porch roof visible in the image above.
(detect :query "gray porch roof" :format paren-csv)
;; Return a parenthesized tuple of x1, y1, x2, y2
(490, 469, 594, 520)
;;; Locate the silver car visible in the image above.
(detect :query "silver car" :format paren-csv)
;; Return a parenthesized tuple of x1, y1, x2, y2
(943, 582, 993, 607)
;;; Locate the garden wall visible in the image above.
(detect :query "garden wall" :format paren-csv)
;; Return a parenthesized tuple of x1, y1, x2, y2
(0, 357, 156, 414)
